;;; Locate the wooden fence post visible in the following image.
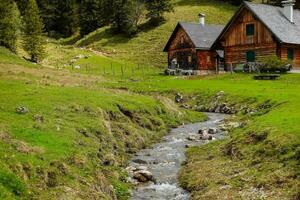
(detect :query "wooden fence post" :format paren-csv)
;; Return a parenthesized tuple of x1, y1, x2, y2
(121, 66, 124, 77)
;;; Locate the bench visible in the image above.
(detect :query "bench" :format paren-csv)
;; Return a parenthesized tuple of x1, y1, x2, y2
(253, 74, 280, 80)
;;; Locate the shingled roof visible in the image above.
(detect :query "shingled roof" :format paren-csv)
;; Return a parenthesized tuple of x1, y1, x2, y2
(163, 22, 224, 52)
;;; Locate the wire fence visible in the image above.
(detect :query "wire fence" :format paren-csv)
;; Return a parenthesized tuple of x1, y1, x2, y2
(67, 63, 160, 79)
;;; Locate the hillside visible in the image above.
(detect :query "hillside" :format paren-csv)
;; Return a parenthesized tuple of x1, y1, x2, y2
(70, 0, 237, 67)
(1, 0, 300, 199)
(0, 47, 205, 199)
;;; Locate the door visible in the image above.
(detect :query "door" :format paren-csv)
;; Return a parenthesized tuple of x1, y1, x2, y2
(246, 51, 255, 62)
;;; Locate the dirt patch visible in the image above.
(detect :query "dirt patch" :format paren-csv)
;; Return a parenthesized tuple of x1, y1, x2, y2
(13, 141, 44, 154)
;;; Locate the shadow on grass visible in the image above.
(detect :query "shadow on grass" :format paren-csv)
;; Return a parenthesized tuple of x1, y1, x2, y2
(176, 0, 235, 6)
(59, 34, 82, 45)
(138, 19, 167, 34)
(76, 27, 131, 47)
(75, 20, 166, 48)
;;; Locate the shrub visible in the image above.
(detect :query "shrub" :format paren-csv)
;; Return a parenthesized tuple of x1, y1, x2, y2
(258, 55, 292, 73)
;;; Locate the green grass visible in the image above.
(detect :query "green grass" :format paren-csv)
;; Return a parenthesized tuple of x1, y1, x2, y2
(0, 47, 34, 68)
(0, 46, 205, 199)
(72, 0, 237, 67)
(98, 73, 300, 199)
(70, 54, 160, 78)
(0, 0, 299, 198)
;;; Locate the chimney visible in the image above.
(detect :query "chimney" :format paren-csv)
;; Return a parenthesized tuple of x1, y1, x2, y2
(199, 13, 205, 25)
(282, 0, 295, 23)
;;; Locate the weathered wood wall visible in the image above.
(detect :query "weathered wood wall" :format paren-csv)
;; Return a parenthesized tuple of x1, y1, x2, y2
(279, 44, 300, 69)
(197, 50, 217, 70)
(224, 44, 277, 64)
(167, 26, 219, 71)
(167, 27, 197, 70)
(221, 8, 278, 68)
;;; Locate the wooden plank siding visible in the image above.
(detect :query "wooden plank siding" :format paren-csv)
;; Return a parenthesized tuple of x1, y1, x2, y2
(220, 8, 278, 69)
(197, 51, 217, 70)
(224, 43, 277, 64)
(167, 26, 219, 71)
(279, 44, 300, 69)
(167, 27, 198, 70)
(222, 9, 275, 46)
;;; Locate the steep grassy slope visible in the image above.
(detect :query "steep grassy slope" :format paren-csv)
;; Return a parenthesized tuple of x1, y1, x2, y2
(72, 0, 237, 67)
(0, 47, 205, 199)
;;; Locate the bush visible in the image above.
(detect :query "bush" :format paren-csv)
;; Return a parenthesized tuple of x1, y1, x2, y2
(258, 55, 292, 73)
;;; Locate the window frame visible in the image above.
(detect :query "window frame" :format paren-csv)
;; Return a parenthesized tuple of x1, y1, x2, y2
(287, 48, 294, 60)
(246, 24, 255, 36)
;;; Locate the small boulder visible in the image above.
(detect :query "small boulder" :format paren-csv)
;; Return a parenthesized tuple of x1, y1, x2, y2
(216, 91, 225, 97)
(186, 135, 198, 141)
(200, 135, 213, 140)
(208, 128, 218, 134)
(16, 106, 29, 114)
(135, 166, 147, 171)
(175, 93, 183, 103)
(198, 128, 208, 135)
(133, 170, 155, 183)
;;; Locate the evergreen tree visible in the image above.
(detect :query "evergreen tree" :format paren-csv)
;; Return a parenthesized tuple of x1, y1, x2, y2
(23, 0, 45, 62)
(0, 0, 21, 53)
(110, 0, 138, 36)
(145, 0, 174, 25)
(15, 0, 28, 15)
(79, 0, 109, 36)
(37, 0, 79, 37)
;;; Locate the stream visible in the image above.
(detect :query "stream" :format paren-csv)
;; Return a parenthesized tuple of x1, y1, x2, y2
(129, 113, 227, 200)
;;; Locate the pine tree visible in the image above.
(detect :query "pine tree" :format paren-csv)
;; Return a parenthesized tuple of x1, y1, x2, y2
(145, 0, 174, 25)
(15, 0, 28, 15)
(0, 0, 21, 53)
(110, 0, 138, 36)
(79, 0, 108, 36)
(37, 0, 79, 37)
(23, 0, 45, 62)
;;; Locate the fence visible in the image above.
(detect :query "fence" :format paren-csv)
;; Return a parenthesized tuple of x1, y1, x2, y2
(68, 62, 160, 79)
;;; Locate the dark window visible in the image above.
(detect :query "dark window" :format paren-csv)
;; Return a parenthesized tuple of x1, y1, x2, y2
(246, 24, 255, 36)
(288, 49, 294, 60)
(246, 51, 255, 62)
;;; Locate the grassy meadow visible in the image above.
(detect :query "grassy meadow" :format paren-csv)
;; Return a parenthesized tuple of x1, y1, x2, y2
(67, 0, 237, 67)
(0, 0, 299, 199)
(0, 47, 205, 199)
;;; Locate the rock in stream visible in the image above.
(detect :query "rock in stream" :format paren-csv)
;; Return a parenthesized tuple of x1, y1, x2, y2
(129, 113, 227, 200)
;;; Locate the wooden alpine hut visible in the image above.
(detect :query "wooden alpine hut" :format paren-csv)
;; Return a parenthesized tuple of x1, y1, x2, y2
(163, 14, 225, 74)
(213, 0, 300, 70)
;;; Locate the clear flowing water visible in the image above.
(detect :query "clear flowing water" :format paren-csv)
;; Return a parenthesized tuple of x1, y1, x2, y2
(130, 113, 227, 200)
